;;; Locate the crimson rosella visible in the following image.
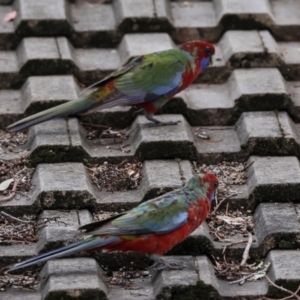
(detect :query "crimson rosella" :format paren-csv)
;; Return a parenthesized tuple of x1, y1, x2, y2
(4, 173, 218, 272)
(6, 40, 215, 132)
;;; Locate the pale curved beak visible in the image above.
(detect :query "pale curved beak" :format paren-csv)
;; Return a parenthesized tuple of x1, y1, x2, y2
(210, 189, 218, 205)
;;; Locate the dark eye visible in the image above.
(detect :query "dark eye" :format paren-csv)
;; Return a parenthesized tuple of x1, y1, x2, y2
(214, 182, 218, 188)
(205, 46, 212, 55)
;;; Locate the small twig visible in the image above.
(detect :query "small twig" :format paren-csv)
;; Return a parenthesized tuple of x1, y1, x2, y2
(229, 273, 256, 285)
(36, 216, 67, 230)
(0, 178, 21, 203)
(277, 284, 300, 300)
(222, 240, 247, 254)
(0, 211, 33, 224)
(265, 275, 300, 300)
(213, 231, 226, 242)
(225, 202, 229, 215)
(232, 262, 270, 285)
(240, 232, 253, 266)
(243, 161, 254, 171)
(211, 193, 238, 215)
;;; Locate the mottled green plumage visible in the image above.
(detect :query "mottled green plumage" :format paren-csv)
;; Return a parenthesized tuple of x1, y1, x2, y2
(114, 50, 193, 95)
(7, 41, 215, 132)
(80, 175, 209, 236)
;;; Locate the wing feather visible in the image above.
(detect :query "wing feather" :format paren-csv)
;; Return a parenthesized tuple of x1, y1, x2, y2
(82, 190, 189, 236)
(84, 50, 188, 109)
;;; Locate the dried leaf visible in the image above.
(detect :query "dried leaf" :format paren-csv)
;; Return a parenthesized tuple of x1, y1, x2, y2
(3, 10, 17, 23)
(0, 178, 14, 191)
(127, 170, 135, 177)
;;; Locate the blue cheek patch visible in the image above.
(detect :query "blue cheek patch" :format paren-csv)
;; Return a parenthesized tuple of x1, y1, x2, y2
(200, 57, 211, 71)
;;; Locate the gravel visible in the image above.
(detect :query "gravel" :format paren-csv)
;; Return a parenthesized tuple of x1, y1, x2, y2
(0, 153, 34, 202)
(0, 213, 37, 245)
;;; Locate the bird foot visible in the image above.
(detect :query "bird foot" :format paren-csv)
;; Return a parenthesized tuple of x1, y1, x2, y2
(149, 257, 186, 271)
(143, 120, 181, 128)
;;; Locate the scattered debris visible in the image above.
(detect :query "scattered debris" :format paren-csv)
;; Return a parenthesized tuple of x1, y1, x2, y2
(81, 122, 140, 153)
(0, 212, 36, 245)
(207, 208, 254, 242)
(240, 232, 253, 266)
(0, 268, 40, 292)
(261, 275, 300, 300)
(227, 261, 270, 285)
(0, 130, 27, 154)
(0, 211, 33, 225)
(2, 10, 17, 23)
(81, 122, 132, 143)
(86, 160, 142, 192)
(0, 153, 34, 202)
(211, 192, 238, 215)
(100, 128, 128, 143)
(213, 246, 270, 285)
(197, 161, 267, 285)
(195, 129, 210, 140)
(0, 214, 72, 291)
(106, 265, 150, 289)
(36, 216, 68, 230)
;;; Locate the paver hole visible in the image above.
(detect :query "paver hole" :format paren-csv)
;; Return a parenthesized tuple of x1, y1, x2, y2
(86, 160, 143, 192)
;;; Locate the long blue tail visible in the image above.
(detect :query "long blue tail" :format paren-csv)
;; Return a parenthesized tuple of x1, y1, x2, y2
(7, 236, 119, 271)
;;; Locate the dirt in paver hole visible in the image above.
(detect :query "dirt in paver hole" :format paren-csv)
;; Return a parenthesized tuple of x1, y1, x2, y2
(0, 213, 37, 245)
(207, 209, 254, 242)
(81, 122, 142, 153)
(86, 160, 143, 192)
(0, 153, 35, 203)
(82, 122, 130, 142)
(0, 268, 40, 292)
(0, 213, 40, 292)
(0, 130, 27, 154)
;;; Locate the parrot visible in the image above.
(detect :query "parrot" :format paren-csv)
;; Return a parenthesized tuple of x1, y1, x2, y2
(2, 172, 218, 272)
(6, 40, 215, 132)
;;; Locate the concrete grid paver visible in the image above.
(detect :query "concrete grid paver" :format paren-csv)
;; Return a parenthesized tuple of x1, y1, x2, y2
(1, 0, 300, 299)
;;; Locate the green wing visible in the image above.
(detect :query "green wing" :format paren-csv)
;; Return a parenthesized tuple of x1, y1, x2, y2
(85, 49, 192, 109)
(81, 189, 190, 236)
